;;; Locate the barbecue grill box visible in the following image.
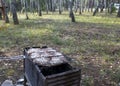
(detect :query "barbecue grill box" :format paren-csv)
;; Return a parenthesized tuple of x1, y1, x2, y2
(24, 46, 81, 86)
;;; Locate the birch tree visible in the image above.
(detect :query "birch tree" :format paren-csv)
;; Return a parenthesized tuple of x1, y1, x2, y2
(5, 7, 9, 23)
(46, 0, 49, 14)
(24, 0, 29, 19)
(59, 0, 62, 14)
(11, 0, 19, 24)
(0, 11, 2, 19)
(52, 0, 56, 13)
(2, 0, 9, 23)
(79, 0, 82, 14)
(93, 0, 100, 16)
(69, 0, 75, 22)
(38, 0, 42, 16)
(117, 0, 120, 17)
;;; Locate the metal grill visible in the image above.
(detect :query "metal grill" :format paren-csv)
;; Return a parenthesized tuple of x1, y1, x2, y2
(24, 46, 81, 86)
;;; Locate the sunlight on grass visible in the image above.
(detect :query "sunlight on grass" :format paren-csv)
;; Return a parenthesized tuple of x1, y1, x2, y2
(26, 28, 53, 36)
(42, 14, 69, 21)
(0, 21, 9, 30)
(76, 14, 120, 26)
(91, 40, 120, 46)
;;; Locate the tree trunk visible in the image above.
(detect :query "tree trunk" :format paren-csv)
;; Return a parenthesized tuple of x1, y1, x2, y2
(117, 0, 120, 17)
(52, 0, 55, 13)
(84, 0, 87, 12)
(9, 0, 12, 16)
(64, 0, 69, 10)
(4, 8, 9, 23)
(74, 0, 78, 13)
(24, 0, 29, 19)
(82, 0, 85, 12)
(117, 6, 120, 17)
(11, 0, 19, 25)
(38, 0, 42, 16)
(46, 0, 49, 14)
(90, 0, 94, 12)
(110, 2, 114, 14)
(100, 0, 105, 12)
(49, 0, 52, 11)
(107, 0, 110, 13)
(30, 0, 34, 13)
(93, 0, 100, 16)
(0, 11, 2, 19)
(59, 0, 62, 14)
(0, 0, 5, 20)
(0, 0, 9, 22)
(93, 6, 99, 16)
(104, 0, 107, 13)
(69, 0, 75, 22)
(79, 0, 82, 14)
(88, 0, 91, 12)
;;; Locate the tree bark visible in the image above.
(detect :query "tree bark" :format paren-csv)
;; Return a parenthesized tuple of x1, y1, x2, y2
(38, 0, 42, 16)
(9, 0, 12, 16)
(0, 11, 2, 19)
(93, 0, 100, 16)
(4, 8, 9, 23)
(64, 0, 69, 10)
(49, 0, 52, 11)
(59, 0, 62, 14)
(0, 0, 9, 22)
(117, 6, 120, 17)
(107, 0, 110, 13)
(93, 6, 99, 16)
(52, 0, 55, 13)
(74, 0, 78, 13)
(79, 0, 82, 14)
(24, 0, 29, 19)
(46, 0, 49, 14)
(100, 0, 104, 12)
(82, 0, 85, 12)
(0, 0, 5, 20)
(69, 0, 75, 22)
(11, 0, 19, 25)
(30, 0, 34, 13)
(104, 0, 107, 13)
(91, 0, 94, 12)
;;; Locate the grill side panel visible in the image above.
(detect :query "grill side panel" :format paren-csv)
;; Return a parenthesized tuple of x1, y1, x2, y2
(25, 58, 81, 86)
(46, 69, 81, 86)
(25, 58, 45, 86)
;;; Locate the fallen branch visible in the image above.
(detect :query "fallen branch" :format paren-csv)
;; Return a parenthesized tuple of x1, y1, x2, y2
(0, 55, 25, 61)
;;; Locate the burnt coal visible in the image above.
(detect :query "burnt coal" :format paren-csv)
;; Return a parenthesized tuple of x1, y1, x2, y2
(39, 63, 72, 76)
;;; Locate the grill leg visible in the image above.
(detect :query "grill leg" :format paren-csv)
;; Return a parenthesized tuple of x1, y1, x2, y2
(24, 76, 27, 86)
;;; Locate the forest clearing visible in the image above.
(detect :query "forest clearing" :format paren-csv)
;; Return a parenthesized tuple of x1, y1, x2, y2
(0, 12, 120, 86)
(0, 0, 120, 86)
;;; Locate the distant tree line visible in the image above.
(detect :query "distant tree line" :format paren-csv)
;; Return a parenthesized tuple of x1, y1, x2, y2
(0, 0, 120, 24)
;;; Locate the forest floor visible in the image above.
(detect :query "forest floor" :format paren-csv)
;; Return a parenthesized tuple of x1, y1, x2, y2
(0, 12, 120, 86)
